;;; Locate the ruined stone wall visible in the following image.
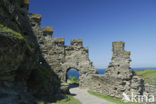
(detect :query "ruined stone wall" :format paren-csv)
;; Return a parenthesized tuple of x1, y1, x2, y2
(80, 41, 144, 98)
(62, 39, 96, 81)
(28, 14, 96, 83)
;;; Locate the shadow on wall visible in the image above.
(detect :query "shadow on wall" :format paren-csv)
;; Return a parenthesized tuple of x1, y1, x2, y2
(0, 0, 61, 103)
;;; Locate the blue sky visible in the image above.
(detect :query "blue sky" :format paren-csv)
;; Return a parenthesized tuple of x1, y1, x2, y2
(29, 0, 156, 69)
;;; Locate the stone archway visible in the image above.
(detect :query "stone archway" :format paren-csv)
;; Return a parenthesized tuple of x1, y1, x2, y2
(38, 34, 97, 82)
(66, 68, 80, 82)
(56, 39, 97, 82)
(62, 66, 81, 82)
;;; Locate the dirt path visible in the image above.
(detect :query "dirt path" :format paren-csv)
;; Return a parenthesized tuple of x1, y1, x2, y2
(70, 87, 116, 104)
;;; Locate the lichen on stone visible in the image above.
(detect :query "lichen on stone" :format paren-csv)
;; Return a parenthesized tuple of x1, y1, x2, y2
(124, 50, 130, 55)
(42, 26, 53, 32)
(53, 37, 64, 42)
(0, 24, 35, 53)
(24, 0, 29, 4)
(29, 13, 42, 20)
(71, 39, 83, 42)
(112, 41, 124, 44)
(0, 24, 24, 39)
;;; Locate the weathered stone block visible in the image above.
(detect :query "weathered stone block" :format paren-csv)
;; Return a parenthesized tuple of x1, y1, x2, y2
(53, 37, 64, 43)
(24, 0, 29, 4)
(124, 50, 131, 55)
(42, 26, 53, 33)
(71, 39, 83, 47)
(29, 13, 42, 25)
(112, 41, 125, 56)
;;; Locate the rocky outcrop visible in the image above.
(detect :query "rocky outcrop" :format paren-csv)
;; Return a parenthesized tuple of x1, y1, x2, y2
(0, 0, 60, 103)
(0, 0, 37, 103)
(0, 31, 36, 104)
(80, 41, 144, 98)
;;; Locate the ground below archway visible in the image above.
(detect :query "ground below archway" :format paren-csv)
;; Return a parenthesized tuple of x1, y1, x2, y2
(70, 87, 115, 104)
(66, 68, 80, 84)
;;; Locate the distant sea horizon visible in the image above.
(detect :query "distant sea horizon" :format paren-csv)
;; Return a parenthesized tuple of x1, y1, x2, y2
(67, 67, 156, 79)
(97, 67, 156, 74)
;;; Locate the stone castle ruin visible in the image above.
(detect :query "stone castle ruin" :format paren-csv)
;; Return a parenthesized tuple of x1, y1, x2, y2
(28, 13, 97, 82)
(28, 3, 154, 100)
(0, 0, 155, 103)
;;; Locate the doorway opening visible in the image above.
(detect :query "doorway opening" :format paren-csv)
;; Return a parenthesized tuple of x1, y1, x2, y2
(67, 68, 79, 87)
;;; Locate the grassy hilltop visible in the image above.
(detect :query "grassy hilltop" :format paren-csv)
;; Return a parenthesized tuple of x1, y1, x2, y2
(135, 69, 156, 85)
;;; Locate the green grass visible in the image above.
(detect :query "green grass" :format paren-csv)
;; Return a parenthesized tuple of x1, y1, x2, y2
(88, 90, 142, 104)
(37, 95, 81, 104)
(0, 24, 34, 52)
(135, 69, 156, 85)
(68, 76, 79, 85)
(0, 24, 24, 39)
(55, 95, 81, 104)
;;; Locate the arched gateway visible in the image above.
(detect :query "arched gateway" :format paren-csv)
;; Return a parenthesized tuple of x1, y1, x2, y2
(59, 39, 97, 82)
(66, 68, 79, 81)
(49, 38, 97, 82)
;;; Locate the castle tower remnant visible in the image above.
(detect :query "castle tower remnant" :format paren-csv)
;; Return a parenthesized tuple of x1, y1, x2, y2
(112, 41, 131, 59)
(112, 41, 125, 56)
(105, 41, 132, 79)
(81, 41, 145, 98)
(103, 41, 144, 97)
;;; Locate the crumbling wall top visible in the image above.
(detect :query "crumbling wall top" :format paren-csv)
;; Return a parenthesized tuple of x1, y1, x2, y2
(29, 13, 42, 20)
(53, 37, 64, 42)
(124, 50, 131, 55)
(24, 0, 29, 4)
(71, 39, 83, 47)
(112, 41, 125, 48)
(41, 26, 53, 35)
(53, 38, 65, 47)
(112, 41, 125, 56)
(29, 13, 42, 25)
(71, 39, 83, 42)
(112, 41, 124, 44)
